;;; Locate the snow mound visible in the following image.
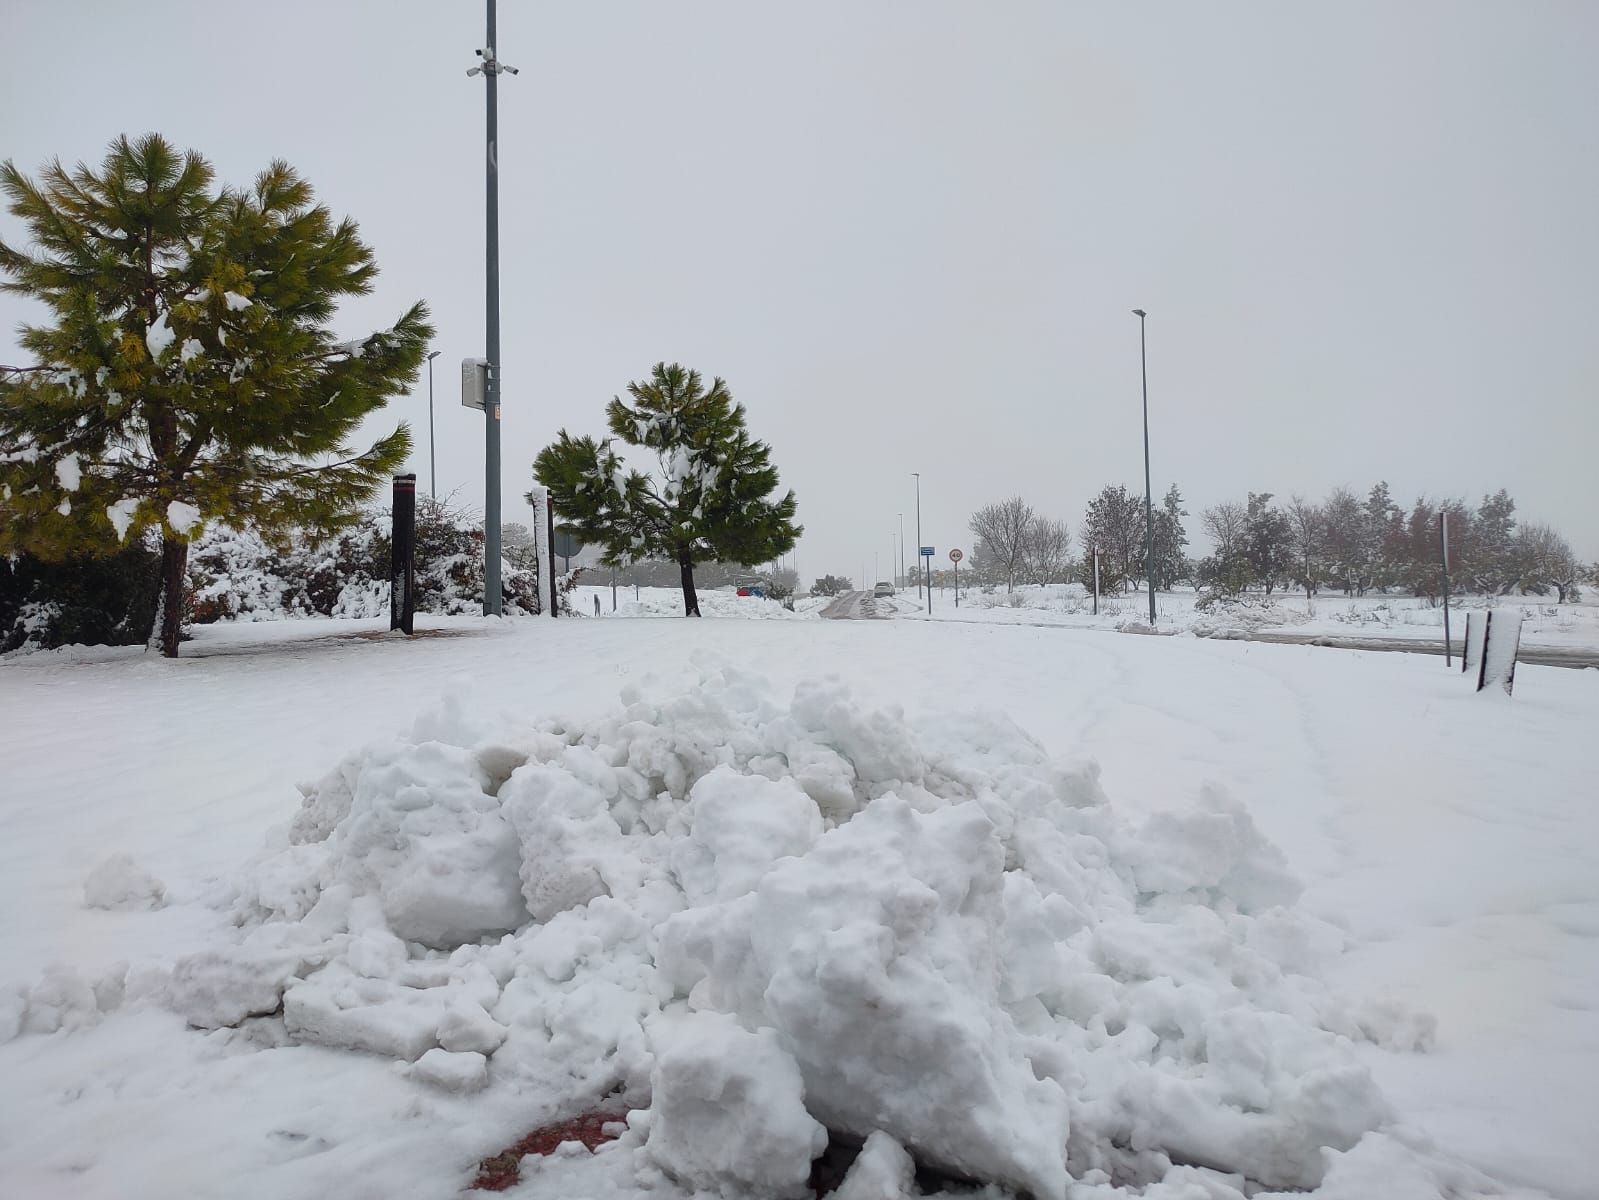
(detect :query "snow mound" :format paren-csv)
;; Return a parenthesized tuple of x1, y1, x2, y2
(83, 852, 166, 911)
(136, 667, 1469, 1197)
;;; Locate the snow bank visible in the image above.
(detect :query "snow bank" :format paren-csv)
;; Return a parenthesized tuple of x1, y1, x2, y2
(22, 668, 1485, 1197)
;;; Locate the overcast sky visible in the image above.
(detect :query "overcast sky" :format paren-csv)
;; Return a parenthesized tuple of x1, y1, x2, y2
(4, 0, 1597, 578)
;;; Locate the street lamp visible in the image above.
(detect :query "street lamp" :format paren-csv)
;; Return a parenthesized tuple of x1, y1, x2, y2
(467, 0, 517, 617)
(898, 512, 905, 588)
(1132, 309, 1156, 627)
(913, 472, 928, 613)
(425, 350, 440, 499)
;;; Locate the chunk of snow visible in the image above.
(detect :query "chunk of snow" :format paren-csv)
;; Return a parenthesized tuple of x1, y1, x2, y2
(106, 497, 140, 540)
(54, 453, 80, 492)
(180, 338, 203, 363)
(223, 291, 252, 311)
(169, 950, 298, 1029)
(83, 853, 166, 911)
(56, 497, 71, 516)
(289, 738, 528, 948)
(283, 965, 446, 1061)
(408, 1048, 488, 1092)
(145, 311, 175, 358)
(436, 996, 508, 1054)
(166, 500, 202, 535)
(644, 1012, 826, 1199)
(832, 1131, 916, 1200)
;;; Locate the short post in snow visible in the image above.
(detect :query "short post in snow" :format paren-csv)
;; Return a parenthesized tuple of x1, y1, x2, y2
(1092, 546, 1100, 615)
(390, 474, 417, 635)
(949, 547, 963, 607)
(1439, 512, 1452, 667)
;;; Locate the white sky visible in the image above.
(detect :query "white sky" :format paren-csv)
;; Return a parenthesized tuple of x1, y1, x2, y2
(4, 1, 1597, 578)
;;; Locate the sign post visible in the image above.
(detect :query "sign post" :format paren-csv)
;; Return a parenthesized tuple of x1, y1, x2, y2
(949, 548, 963, 608)
(920, 546, 934, 613)
(1092, 546, 1100, 615)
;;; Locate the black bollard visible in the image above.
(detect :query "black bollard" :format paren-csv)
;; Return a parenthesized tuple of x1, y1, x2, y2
(391, 474, 416, 634)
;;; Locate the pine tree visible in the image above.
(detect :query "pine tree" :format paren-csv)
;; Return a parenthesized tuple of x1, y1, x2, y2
(1081, 484, 1144, 592)
(1149, 483, 1189, 589)
(1471, 489, 1518, 594)
(1243, 492, 1294, 594)
(0, 135, 430, 655)
(532, 363, 800, 616)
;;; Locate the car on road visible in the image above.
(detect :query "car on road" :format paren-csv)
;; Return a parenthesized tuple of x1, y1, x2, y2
(873, 581, 894, 597)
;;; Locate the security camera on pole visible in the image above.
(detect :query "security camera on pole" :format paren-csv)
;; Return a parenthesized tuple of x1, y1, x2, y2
(466, 1, 517, 617)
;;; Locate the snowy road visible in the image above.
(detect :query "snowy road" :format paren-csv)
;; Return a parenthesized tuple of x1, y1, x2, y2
(818, 589, 889, 619)
(1, 617, 1595, 1198)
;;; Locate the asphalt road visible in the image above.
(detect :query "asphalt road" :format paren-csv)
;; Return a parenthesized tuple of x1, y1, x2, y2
(1217, 628, 1599, 670)
(819, 590, 891, 620)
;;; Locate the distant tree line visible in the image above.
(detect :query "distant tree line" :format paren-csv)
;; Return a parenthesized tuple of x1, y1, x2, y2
(963, 483, 1593, 603)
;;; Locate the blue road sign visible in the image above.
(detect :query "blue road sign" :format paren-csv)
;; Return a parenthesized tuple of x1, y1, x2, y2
(919, 546, 934, 557)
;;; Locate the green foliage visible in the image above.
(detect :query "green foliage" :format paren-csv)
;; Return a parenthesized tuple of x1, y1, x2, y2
(1150, 484, 1189, 589)
(532, 363, 800, 615)
(811, 574, 851, 597)
(0, 134, 430, 625)
(1, 540, 162, 651)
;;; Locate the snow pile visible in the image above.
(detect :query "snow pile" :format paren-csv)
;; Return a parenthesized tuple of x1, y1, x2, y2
(1189, 595, 1298, 638)
(582, 585, 814, 620)
(83, 852, 166, 911)
(18, 669, 1505, 1197)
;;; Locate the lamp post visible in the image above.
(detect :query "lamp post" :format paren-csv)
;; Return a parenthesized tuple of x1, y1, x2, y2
(913, 473, 923, 603)
(425, 350, 440, 499)
(467, 0, 517, 617)
(1132, 309, 1156, 627)
(898, 512, 905, 588)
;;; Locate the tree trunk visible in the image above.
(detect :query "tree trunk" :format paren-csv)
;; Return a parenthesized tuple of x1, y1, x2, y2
(154, 535, 189, 657)
(678, 550, 701, 617)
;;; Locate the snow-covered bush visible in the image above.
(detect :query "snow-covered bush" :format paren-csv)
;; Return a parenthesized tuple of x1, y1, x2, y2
(0, 541, 163, 652)
(1192, 593, 1297, 638)
(187, 496, 542, 622)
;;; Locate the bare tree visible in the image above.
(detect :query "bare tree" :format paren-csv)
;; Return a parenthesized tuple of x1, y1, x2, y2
(1022, 517, 1073, 585)
(1285, 495, 1323, 603)
(1201, 502, 1247, 561)
(969, 497, 1036, 591)
(1516, 523, 1583, 602)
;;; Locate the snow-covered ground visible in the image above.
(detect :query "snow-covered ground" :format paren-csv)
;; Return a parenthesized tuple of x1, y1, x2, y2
(888, 584, 1599, 650)
(1, 615, 1594, 1199)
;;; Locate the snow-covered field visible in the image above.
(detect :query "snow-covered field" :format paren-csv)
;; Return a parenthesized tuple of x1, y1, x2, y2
(891, 584, 1599, 650)
(1, 615, 1594, 1199)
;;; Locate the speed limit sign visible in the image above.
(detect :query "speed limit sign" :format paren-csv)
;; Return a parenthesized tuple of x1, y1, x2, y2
(949, 548, 963, 562)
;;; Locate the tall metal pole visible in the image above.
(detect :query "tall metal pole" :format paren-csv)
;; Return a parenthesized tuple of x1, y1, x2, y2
(470, 2, 515, 616)
(1440, 511, 1453, 666)
(913, 473, 923, 601)
(426, 350, 440, 499)
(898, 513, 905, 588)
(1133, 309, 1156, 627)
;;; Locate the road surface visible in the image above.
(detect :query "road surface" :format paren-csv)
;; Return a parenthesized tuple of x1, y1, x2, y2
(1216, 628, 1599, 669)
(819, 590, 891, 620)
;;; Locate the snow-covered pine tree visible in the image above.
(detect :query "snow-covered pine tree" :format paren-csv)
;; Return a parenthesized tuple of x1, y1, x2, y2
(532, 363, 800, 616)
(0, 134, 430, 655)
